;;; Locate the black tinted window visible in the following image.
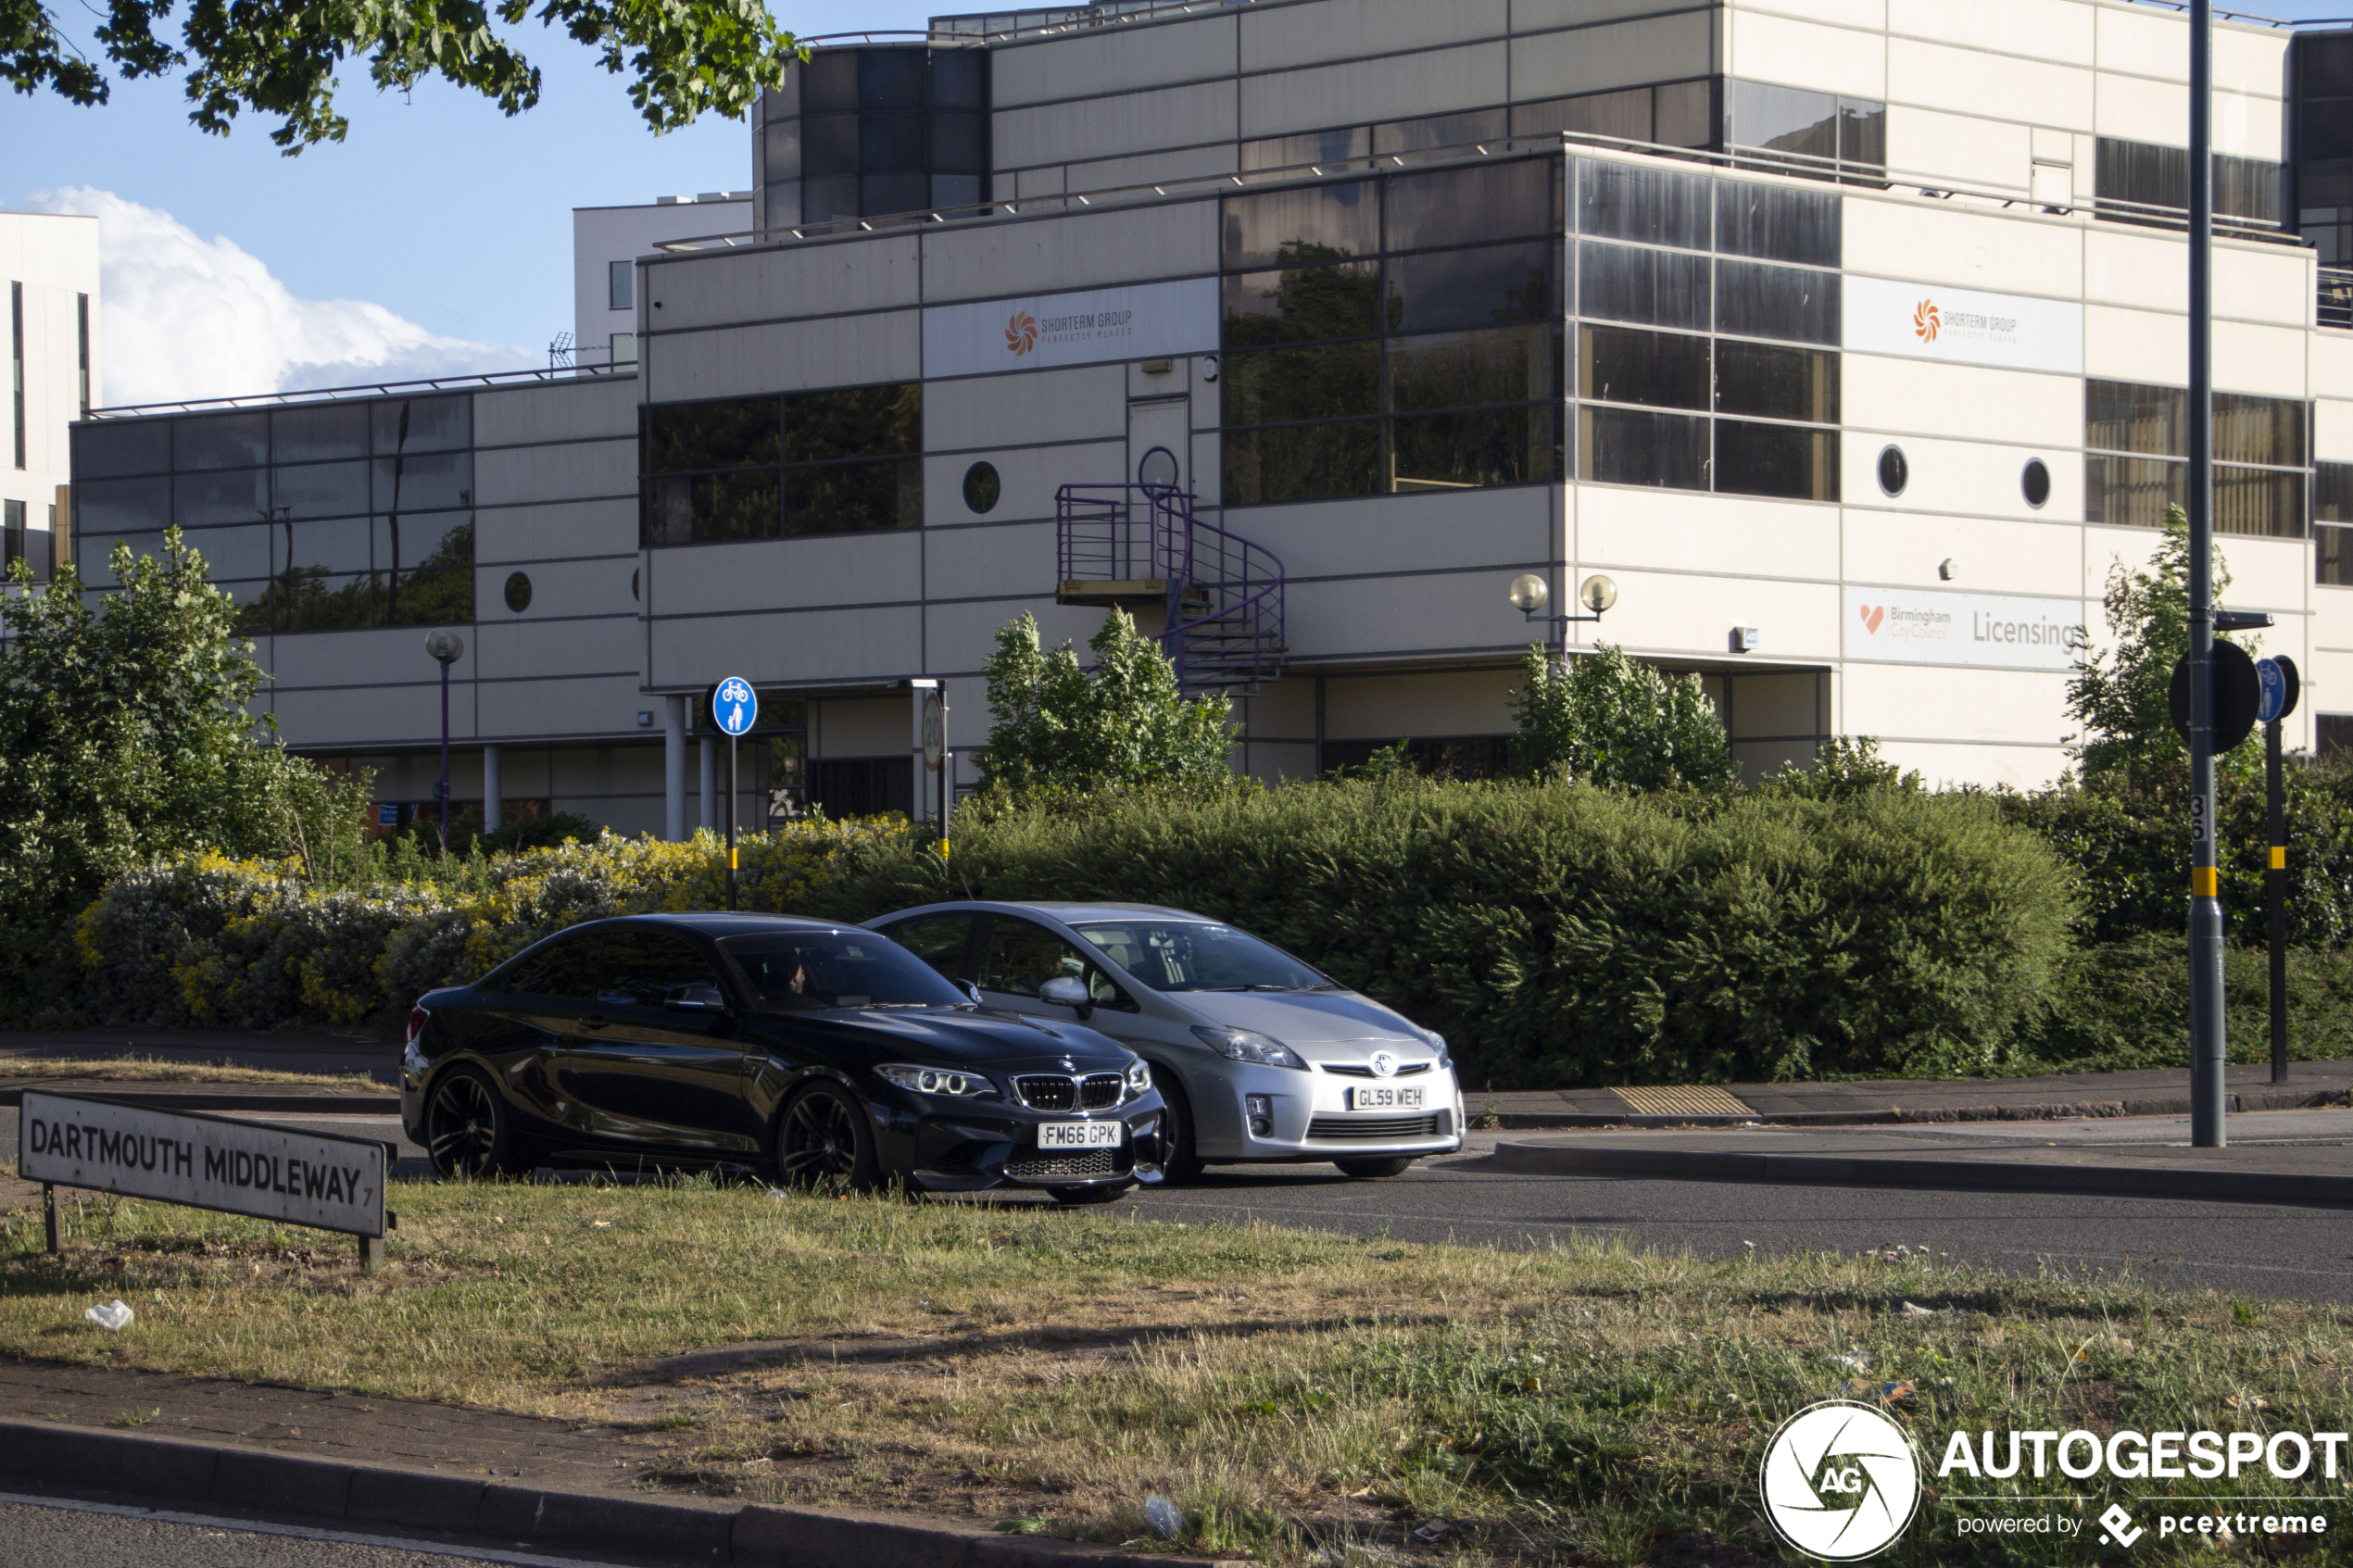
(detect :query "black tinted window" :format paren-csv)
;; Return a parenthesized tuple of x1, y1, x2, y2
(976, 918, 1130, 1007)
(598, 930, 723, 1007)
(504, 934, 600, 998)
(724, 931, 965, 1011)
(884, 913, 977, 978)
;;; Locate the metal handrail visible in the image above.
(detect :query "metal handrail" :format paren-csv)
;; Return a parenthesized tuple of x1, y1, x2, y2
(85, 363, 635, 420)
(1055, 483, 1285, 692)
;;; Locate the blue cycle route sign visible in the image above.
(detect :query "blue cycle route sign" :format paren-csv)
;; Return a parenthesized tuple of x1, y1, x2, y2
(713, 676, 758, 737)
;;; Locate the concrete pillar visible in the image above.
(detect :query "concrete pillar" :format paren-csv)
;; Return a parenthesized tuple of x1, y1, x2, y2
(699, 734, 717, 833)
(482, 746, 502, 833)
(663, 696, 686, 842)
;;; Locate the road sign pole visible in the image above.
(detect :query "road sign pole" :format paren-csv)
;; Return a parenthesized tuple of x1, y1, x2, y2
(2268, 717, 2287, 1083)
(438, 656, 451, 859)
(710, 676, 758, 913)
(727, 733, 738, 912)
(2187, 0, 2226, 1148)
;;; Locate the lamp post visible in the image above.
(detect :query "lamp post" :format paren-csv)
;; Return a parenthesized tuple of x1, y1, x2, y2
(423, 630, 465, 856)
(1508, 571, 1619, 659)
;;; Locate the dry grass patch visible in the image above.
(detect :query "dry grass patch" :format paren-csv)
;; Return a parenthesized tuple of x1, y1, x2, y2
(0, 1055, 382, 1089)
(0, 1181, 2344, 1566)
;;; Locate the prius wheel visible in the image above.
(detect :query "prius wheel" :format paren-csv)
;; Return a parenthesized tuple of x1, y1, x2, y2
(1335, 1156, 1415, 1179)
(425, 1068, 519, 1180)
(1048, 1185, 1128, 1206)
(776, 1084, 879, 1193)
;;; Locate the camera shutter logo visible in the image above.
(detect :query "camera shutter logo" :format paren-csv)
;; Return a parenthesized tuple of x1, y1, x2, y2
(1760, 1400, 1921, 1560)
(1914, 299, 1941, 343)
(1005, 311, 1038, 356)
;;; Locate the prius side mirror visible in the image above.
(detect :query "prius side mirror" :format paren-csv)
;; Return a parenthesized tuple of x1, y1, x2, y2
(665, 984, 728, 1013)
(1038, 975, 1094, 1021)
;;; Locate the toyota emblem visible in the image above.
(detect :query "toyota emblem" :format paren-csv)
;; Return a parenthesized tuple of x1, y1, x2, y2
(1368, 1050, 1397, 1078)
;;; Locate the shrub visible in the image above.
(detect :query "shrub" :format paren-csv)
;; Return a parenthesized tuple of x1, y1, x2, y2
(2026, 933, 2353, 1071)
(979, 609, 1233, 797)
(1506, 644, 1739, 792)
(811, 776, 2080, 1088)
(69, 819, 912, 1029)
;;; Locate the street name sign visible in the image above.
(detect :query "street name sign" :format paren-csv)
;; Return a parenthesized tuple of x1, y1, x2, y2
(20, 1092, 387, 1239)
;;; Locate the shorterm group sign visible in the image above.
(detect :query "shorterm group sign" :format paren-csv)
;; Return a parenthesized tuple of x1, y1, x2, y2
(19, 1091, 387, 1238)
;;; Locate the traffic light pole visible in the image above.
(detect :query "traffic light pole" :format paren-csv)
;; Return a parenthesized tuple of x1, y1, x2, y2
(2187, 0, 2226, 1148)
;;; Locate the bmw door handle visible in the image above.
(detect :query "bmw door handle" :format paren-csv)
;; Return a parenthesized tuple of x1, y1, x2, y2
(580, 1016, 611, 1031)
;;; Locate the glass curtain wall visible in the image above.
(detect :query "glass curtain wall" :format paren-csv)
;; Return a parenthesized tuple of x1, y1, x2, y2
(1219, 157, 1564, 504)
(68, 395, 475, 634)
(2095, 137, 2284, 229)
(1726, 81, 1886, 185)
(758, 45, 989, 228)
(2317, 462, 2353, 584)
(2084, 380, 2309, 537)
(641, 384, 923, 545)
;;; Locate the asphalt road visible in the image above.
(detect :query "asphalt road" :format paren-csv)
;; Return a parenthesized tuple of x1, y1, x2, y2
(0, 1495, 622, 1568)
(6, 1107, 2345, 1304)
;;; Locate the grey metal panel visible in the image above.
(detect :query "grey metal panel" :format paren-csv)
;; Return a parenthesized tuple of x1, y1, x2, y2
(1285, 565, 1534, 659)
(1239, 43, 1510, 138)
(647, 530, 923, 614)
(267, 626, 466, 693)
(648, 235, 922, 332)
(993, 79, 1239, 171)
(924, 595, 1116, 674)
(269, 679, 461, 748)
(478, 558, 636, 627)
(473, 438, 637, 508)
(1511, 12, 1717, 101)
(1240, 0, 1508, 71)
(476, 676, 658, 744)
(648, 310, 922, 402)
(645, 538, 789, 616)
(473, 613, 644, 683)
(1227, 487, 1553, 581)
(918, 203, 1219, 305)
(1512, 0, 1713, 31)
(1016, 167, 1068, 198)
(651, 603, 925, 685)
(923, 365, 1128, 450)
(475, 498, 639, 565)
(991, 13, 1238, 107)
(922, 439, 1123, 529)
(921, 516, 1060, 598)
(473, 378, 639, 449)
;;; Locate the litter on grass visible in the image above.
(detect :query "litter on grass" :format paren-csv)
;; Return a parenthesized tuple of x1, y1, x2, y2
(1824, 1352, 1870, 1372)
(83, 1300, 133, 1332)
(1900, 1301, 1938, 1316)
(1842, 1379, 1917, 1405)
(1143, 1494, 1184, 1539)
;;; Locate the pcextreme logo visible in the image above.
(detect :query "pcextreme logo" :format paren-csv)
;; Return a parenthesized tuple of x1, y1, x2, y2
(1913, 298, 1941, 342)
(1857, 604, 1887, 634)
(1004, 310, 1038, 357)
(1762, 1401, 1923, 1561)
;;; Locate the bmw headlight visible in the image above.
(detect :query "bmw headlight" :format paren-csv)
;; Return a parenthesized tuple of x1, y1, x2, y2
(1125, 1059, 1152, 1098)
(1190, 1026, 1306, 1070)
(875, 1063, 995, 1098)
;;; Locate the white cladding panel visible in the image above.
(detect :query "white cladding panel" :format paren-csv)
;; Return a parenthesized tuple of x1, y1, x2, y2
(1727, 10, 1885, 98)
(1841, 201, 2082, 298)
(1843, 586, 2085, 671)
(1842, 508, 2085, 596)
(1740, 0, 1885, 31)
(1575, 486, 1841, 581)
(1838, 355, 2083, 448)
(1884, 107, 2031, 195)
(1887, 38, 2094, 129)
(1887, 0, 2093, 65)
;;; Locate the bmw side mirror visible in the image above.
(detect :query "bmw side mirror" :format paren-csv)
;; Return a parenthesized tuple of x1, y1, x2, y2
(664, 984, 728, 1013)
(1038, 975, 1094, 1021)
(955, 979, 983, 1006)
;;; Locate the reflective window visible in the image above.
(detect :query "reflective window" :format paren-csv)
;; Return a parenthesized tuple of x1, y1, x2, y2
(73, 420, 170, 478)
(1071, 919, 1327, 993)
(75, 475, 170, 533)
(787, 458, 919, 535)
(1579, 405, 1709, 489)
(2085, 380, 2309, 537)
(649, 397, 781, 471)
(2096, 136, 2282, 227)
(1222, 257, 1381, 345)
(1715, 259, 1839, 345)
(1715, 339, 1839, 422)
(501, 933, 601, 998)
(2320, 522, 2353, 587)
(609, 260, 634, 311)
(271, 404, 369, 463)
(784, 383, 921, 464)
(760, 44, 988, 223)
(1222, 342, 1380, 425)
(1716, 419, 1838, 500)
(371, 395, 469, 456)
(882, 913, 977, 979)
(1390, 406, 1556, 491)
(1714, 182, 1840, 268)
(1729, 80, 1886, 183)
(1385, 243, 1554, 332)
(1579, 160, 1709, 249)
(1240, 125, 1372, 173)
(173, 412, 269, 471)
(1390, 326, 1556, 413)
(374, 451, 472, 513)
(272, 460, 371, 521)
(173, 468, 271, 529)
(1579, 325, 1709, 411)
(1385, 159, 1554, 251)
(1221, 182, 1378, 271)
(1222, 422, 1381, 506)
(2318, 460, 2353, 521)
(1373, 107, 1509, 158)
(724, 930, 966, 1012)
(1578, 241, 1710, 331)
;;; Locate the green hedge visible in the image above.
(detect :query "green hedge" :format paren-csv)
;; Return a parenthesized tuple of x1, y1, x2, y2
(811, 779, 2081, 1088)
(2025, 933, 2353, 1072)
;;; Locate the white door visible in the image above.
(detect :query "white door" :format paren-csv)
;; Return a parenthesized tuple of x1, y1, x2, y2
(1127, 396, 1189, 493)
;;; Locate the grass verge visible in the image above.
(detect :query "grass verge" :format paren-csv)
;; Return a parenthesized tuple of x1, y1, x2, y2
(0, 1056, 382, 1089)
(0, 1180, 2345, 1566)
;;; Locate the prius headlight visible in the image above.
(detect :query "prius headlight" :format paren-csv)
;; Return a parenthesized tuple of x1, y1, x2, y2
(1420, 1028, 1450, 1065)
(1125, 1059, 1152, 1098)
(1190, 1026, 1307, 1070)
(875, 1063, 996, 1098)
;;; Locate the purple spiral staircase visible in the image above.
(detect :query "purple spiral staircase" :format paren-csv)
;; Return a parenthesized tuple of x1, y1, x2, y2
(1053, 483, 1287, 696)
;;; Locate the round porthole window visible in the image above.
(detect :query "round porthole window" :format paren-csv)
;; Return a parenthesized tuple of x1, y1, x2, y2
(2021, 458, 2052, 509)
(631, 567, 640, 602)
(1137, 445, 1179, 489)
(1877, 445, 1908, 497)
(962, 461, 1000, 514)
(504, 571, 532, 613)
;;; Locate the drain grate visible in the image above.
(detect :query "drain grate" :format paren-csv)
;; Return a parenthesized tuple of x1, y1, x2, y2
(1611, 1085, 1755, 1117)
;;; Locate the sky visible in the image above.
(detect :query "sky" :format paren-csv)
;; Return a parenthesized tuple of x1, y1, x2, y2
(6, 1, 936, 404)
(10, 0, 2353, 405)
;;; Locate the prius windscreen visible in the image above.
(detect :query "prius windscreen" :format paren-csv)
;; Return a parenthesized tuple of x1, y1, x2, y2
(1068, 921, 1330, 993)
(722, 932, 966, 1012)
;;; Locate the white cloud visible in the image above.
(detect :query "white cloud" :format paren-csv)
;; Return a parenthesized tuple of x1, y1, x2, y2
(26, 186, 532, 406)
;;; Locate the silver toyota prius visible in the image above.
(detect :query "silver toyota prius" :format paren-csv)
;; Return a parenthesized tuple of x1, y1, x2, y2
(862, 901, 1466, 1180)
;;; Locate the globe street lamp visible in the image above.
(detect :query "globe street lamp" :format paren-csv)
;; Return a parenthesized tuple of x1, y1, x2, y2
(423, 630, 465, 856)
(1508, 571, 1617, 659)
